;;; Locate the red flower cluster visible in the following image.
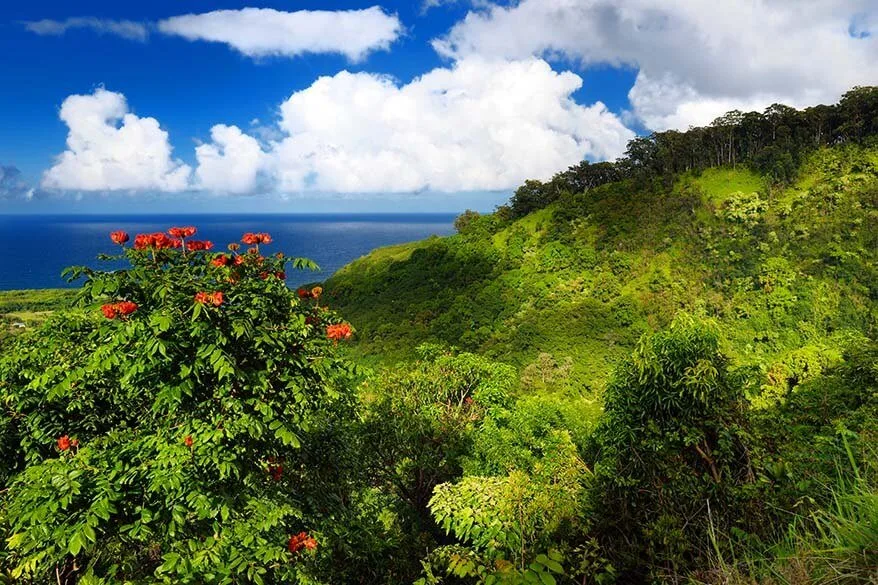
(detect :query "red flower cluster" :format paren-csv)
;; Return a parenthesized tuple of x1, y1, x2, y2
(195, 291, 224, 306)
(186, 240, 214, 252)
(168, 226, 197, 238)
(288, 532, 318, 554)
(297, 287, 322, 300)
(242, 232, 272, 245)
(184, 435, 194, 448)
(57, 435, 79, 451)
(267, 457, 284, 481)
(211, 255, 230, 267)
(326, 323, 353, 342)
(260, 271, 286, 280)
(110, 230, 129, 245)
(101, 301, 138, 319)
(134, 232, 182, 250)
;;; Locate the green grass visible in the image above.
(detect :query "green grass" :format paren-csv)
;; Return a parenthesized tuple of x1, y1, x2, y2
(0, 289, 76, 340)
(690, 166, 766, 203)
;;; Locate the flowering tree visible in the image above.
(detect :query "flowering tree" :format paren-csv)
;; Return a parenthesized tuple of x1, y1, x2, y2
(0, 227, 356, 584)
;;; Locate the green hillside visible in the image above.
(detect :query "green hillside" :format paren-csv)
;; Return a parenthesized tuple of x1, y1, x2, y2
(0, 289, 76, 345)
(326, 145, 877, 399)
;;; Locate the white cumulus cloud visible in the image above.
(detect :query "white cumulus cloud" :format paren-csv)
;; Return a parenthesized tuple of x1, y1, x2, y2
(157, 6, 402, 61)
(434, 0, 878, 129)
(195, 125, 266, 193)
(261, 57, 634, 193)
(42, 88, 191, 192)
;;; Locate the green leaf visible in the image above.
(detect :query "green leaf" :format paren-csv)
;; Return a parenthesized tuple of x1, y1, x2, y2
(69, 532, 83, 556)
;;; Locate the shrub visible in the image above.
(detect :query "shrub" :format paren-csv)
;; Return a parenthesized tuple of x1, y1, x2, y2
(0, 227, 357, 583)
(590, 316, 755, 580)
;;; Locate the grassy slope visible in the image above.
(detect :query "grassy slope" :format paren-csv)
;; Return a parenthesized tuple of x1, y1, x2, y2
(326, 145, 878, 396)
(0, 289, 76, 341)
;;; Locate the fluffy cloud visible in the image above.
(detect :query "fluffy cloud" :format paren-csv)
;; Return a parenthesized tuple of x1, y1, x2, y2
(157, 6, 402, 61)
(22, 17, 149, 41)
(195, 125, 266, 193)
(262, 57, 633, 193)
(42, 88, 191, 192)
(434, 0, 878, 129)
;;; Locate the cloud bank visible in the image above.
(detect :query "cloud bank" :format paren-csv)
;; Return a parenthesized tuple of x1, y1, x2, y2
(434, 0, 878, 129)
(268, 57, 632, 192)
(43, 59, 633, 195)
(24, 7, 403, 62)
(31, 0, 877, 198)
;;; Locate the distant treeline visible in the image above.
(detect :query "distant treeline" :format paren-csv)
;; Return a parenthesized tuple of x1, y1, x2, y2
(504, 86, 878, 219)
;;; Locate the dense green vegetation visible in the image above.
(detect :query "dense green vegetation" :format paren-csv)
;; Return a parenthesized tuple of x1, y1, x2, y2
(2, 90, 877, 584)
(318, 93, 878, 583)
(326, 145, 877, 397)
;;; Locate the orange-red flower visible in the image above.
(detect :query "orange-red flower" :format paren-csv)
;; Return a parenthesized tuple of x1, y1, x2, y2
(275, 272, 286, 280)
(168, 226, 196, 238)
(211, 255, 230, 267)
(57, 435, 71, 451)
(101, 301, 138, 319)
(184, 435, 194, 448)
(110, 230, 129, 245)
(326, 323, 353, 342)
(241, 232, 272, 245)
(297, 288, 311, 299)
(288, 532, 318, 554)
(134, 232, 177, 250)
(195, 291, 224, 307)
(186, 240, 213, 252)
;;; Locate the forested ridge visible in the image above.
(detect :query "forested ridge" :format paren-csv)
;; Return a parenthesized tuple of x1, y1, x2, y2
(0, 89, 877, 584)
(501, 86, 878, 220)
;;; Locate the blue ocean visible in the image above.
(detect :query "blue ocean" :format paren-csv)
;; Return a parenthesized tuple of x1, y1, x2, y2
(0, 214, 457, 290)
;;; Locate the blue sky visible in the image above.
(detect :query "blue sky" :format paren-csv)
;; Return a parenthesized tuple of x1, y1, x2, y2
(0, 0, 874, 213)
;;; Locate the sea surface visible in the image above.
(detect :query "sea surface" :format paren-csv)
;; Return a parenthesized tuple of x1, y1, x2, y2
(0, 214, 456, 290)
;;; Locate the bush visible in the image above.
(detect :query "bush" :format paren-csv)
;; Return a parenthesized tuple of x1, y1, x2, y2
(0, 227, 357, 583)
(590, 316, 755, 580)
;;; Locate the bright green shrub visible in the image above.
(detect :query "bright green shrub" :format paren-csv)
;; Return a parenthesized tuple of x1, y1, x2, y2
(0, 228, 356, 583)
(425, 437, 586, 582)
